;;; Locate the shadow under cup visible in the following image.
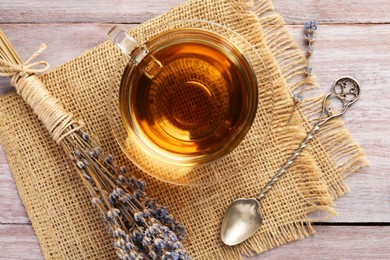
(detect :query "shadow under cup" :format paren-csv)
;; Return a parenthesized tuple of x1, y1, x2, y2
(109, 22, 272, 185)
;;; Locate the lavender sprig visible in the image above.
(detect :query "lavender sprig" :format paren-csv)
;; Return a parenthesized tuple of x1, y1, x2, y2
(287, 20, 318, 126)
(62, 130, 191, 260)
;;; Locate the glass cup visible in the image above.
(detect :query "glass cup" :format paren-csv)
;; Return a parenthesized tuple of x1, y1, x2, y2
(108, 21, 273, 185)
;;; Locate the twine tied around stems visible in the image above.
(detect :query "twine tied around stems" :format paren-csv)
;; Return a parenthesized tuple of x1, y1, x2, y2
(0, 38, 84, 143)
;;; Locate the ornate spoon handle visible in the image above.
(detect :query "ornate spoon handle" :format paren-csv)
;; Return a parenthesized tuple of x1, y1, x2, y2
(256, 77, 361, 201)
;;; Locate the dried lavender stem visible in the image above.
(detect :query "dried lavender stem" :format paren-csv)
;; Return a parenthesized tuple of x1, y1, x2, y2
(286, 21, 318, 126)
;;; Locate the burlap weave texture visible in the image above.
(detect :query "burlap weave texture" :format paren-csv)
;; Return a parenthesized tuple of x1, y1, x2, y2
(0, 0, 366, 259)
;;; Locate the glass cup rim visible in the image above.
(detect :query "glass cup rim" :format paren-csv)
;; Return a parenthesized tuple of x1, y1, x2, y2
(108, 19, 274, 186)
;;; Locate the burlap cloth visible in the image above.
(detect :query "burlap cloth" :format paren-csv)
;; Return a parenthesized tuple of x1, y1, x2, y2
(0, 0, 367, 259)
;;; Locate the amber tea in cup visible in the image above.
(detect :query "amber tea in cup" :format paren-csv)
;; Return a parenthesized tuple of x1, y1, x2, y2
(110, 26, 258, 167)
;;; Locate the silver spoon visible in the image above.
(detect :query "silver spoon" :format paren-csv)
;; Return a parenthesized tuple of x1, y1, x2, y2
(221, 77, 361, 246)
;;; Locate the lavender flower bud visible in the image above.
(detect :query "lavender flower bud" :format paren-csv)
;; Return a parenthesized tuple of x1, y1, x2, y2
(91, 197, 101, 207)
(119, 229, 126, 237)
(107, 208, 120, 220)
(108, 194, 116, 205)
(148, 198, 157, 208)
(149, 251, 158, 260)
(169, 232, 178, 242)
(87, 150, 94, 158)
(125, 241, 135, 250)
(178, 249, 191, 260)
(105, 154, 113, 164)
(91, 147, 101, 158)
(159, 226, 170, 236)
(113, 187, 124, 197)
(121, 254, 130, 260)
(162, 251, 173, 260)
(143, 209, 151, 217)
(293, 93, 304, 103)
(134, 212, 145, 224)
(112, 229, 120, 238)
(114, 238, 124, 248)
(82, 132, 90, 142)
(174, 241, 183, 249)
(304, 21, 311, 30)
(304, 33, 314, 41)
(307, 46, 314, 56)
(132, 229, 143, 244)
(152, 223, 161, 230)
(117, 175, 125, 183)
(175, 222, 185, 232)
(129, 251, 138, 259)
(304, 20, 318, 32)
(128, 177, 136, 187)
(120, 166, 128, 173)
(142, 236, 151, 247)
(165, 215, 174, 225)
(83, 173, 92, 182)
(153, 238, 167, 251)
(158, 206, 168, 218)
(133, 190, 142, 199)
(115, 247, 124, 257)
(76, 160, 86, 169)
(137, 180, 146, 190)
(171, 251, 179, 260)
(147, 226, 157, 236)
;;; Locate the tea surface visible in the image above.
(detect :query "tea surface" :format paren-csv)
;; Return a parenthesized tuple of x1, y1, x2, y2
(120, 37, 256, 162)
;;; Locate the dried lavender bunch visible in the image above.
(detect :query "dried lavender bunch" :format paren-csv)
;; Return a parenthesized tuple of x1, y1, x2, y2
(0, 29, 191, 260)
(61, 130, 191, 260)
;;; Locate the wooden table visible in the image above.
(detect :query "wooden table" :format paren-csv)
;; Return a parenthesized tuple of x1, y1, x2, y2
(0, 0, 389, 259)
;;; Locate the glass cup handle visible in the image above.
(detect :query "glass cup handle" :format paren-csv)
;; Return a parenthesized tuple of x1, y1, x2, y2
(108, 26, 163, 79)
(108, 26, 140, 58)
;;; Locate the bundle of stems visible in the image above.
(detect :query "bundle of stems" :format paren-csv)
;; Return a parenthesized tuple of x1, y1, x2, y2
(0, 29, 190, 260)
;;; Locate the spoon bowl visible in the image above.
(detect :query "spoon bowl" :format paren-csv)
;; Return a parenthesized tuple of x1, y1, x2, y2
(220, 198, 263, 245)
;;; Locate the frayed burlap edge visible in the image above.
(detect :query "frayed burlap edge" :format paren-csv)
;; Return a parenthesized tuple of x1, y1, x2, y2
(250, 2, 368, 199)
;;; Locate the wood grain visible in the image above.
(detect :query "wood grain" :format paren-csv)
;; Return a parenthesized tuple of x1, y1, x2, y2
(0, 224, 43, 259)
(0, 0, 185, 24)
(0, 163, 30, 224)
(289, 25, 390, 223)
(0, 0, 389, 24)
(272, 0, 390, 24)
(253, 226, 390, 259)
(0, 0, 389, 258)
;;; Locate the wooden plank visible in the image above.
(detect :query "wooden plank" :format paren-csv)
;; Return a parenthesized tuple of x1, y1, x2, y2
(0, 224, 43, 259)
(0, 163, 30, 224)
(0, 0, 185, 24)
(272, 0, 390, 24)
(1, 23, 389, 223)
(250, 226, 390, 259)
(0, 0, 389, 24)
(0, 225, 388, 259)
